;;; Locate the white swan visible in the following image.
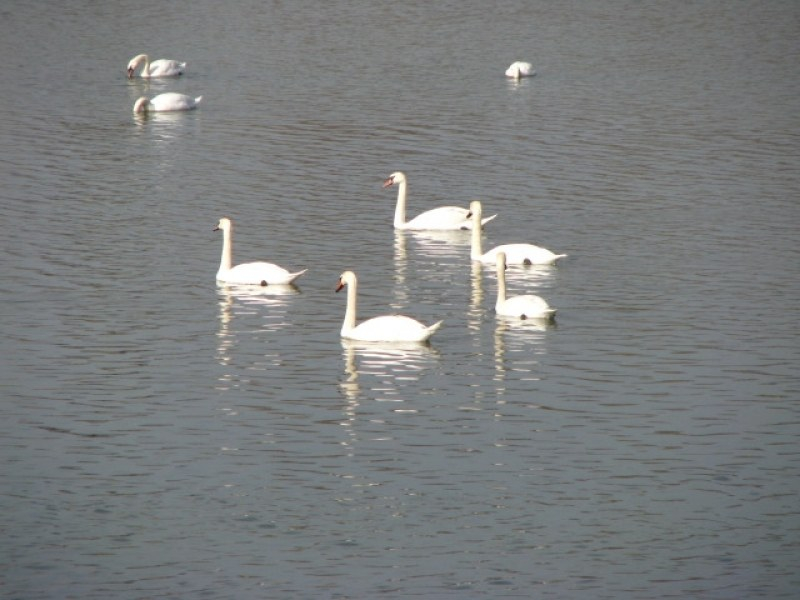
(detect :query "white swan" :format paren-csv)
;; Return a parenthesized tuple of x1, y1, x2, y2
(127, 54, 186, 78)
(336, 271, 442, 342)
(214, 217, 307, 286)
(495, 252, 556, 319)
(470, 200, 566, 265)
(383, 171, 497, 231)
(133, 93, 202, 113)
(505, 61, 535, 81)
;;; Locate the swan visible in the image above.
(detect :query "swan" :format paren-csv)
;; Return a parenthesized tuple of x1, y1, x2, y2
(495, 252, 556, 319)
(383, 171, 497, 230)
(127, 54, 186, 78)
(336, 271, 442, 342)
(133, 93, 202, 113)
(470, 200, 566, 265)
(505, 61, 535, 81)
(214, 217, 307, 286)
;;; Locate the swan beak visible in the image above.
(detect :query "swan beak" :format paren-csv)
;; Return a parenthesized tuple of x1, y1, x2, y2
(213, 225, 220, 232)
(127, 67, 135, 79)
(382, 176, 395, 188)
(335, 280, 345, 293)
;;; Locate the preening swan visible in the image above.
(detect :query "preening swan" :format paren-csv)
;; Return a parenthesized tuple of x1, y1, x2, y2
(495, 252, 556, 319)
(133, 93, 202, 113)
(336, 271, 443, 342)
(470, 200, 566, 265)
(214, 217, 307, 286)
(505, 61, 535, 81)
(127, 54, 186, 78)
(383, 171, 497, 231)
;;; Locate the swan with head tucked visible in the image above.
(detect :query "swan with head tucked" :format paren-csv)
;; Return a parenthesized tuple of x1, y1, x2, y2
(336, 271, 442, 342)
(470, 200, 566, 265)
(495, 252, 556, 319)
(214, 217, 307, 286)
(383, 171, 497, 230)
(127, 54, 186, 78)
(133, 93, 202, 113)
(505, 61, 535, 81)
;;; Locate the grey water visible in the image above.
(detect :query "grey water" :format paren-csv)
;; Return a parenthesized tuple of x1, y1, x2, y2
(2, 1, 799, 598)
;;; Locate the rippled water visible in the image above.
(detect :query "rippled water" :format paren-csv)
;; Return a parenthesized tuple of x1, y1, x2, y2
(2, 1, 799, 598)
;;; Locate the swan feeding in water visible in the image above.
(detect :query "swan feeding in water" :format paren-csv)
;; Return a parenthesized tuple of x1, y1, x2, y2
(127, 54, 186, 78)
(133, 93, 202, 113)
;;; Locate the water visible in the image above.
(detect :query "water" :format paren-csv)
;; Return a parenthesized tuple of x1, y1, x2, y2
(2, 1, 799, 598)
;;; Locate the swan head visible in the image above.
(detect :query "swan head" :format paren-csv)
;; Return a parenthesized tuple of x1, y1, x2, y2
(127, 54, 147, 78)
(469, 200, 483, 221)
(336, 270, 356, 293)
(132, 96, 151, 113)
(496, 251, 508, 270)
(383, 171, 406, 188)
(213, 217, 232, 233)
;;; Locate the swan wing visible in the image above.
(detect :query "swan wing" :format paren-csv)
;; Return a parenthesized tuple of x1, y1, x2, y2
(348, 315, 442, 342)
(483, 243, 566, 265)
(403, 206, 472, 230)
(498, 295, 556, 319)
(220, 262, 305, 285)
(147, 59, 185, 77)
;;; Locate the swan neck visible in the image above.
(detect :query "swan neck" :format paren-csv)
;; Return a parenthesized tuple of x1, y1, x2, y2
(470, 212, 483, 259)
(393, 180, 407, 228)
(342, 278, 358, 334)
(219, 227, 233, 274)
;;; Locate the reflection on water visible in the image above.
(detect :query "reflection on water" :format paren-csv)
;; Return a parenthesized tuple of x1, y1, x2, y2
(404, 228, 472, 258)
(493, 316, 553, 389)
(339, 338, 440, 410)
(215, 283, 300, 389)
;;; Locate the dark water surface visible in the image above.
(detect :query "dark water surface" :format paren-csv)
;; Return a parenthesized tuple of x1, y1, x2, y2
(2, 1, 798, 598)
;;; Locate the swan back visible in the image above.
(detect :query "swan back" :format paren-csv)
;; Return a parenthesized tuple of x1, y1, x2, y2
(134, 93, 201, 113)
(127, 53, 186, 78)
(505, 61, 535, 79)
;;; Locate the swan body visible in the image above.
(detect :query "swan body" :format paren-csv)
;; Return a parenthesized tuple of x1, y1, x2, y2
(127, 54, 186, 78)
(495, 252, 556, 319)
(384, 171, 497, 231)
(470, 200, 566, 265)
(505, 61, 535, 81)
(336, 271, 442, 342)
(133, 93, 202, 113)
(214, 217, 307, 286)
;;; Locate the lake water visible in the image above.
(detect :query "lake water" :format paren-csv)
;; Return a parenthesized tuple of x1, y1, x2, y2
(1, 1, 799, 598)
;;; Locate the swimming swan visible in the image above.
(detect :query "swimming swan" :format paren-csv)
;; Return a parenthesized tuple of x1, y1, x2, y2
(127, 54, 186, 78)
(495, 252, 556, 319)
(214, 217, 307, 286)
(336, 270, 442, 342)
(383, 171, 497, 230)
(133, 93, 202, 113)
(470, 200, 566, 265)
(505, 61, 535, 81)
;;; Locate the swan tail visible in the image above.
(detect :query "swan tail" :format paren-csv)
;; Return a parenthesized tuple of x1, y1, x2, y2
(194, 96, 203, 104)
(427, 320, 444, 336)
(481, 214, 498, 226)
(287, 268, 308, 283)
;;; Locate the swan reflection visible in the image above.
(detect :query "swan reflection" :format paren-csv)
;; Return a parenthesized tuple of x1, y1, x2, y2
(493, 315, 554, 385)
(404, 228, 472, 259)
(339, 339, 440, 406)
(216, 283, 300, 384)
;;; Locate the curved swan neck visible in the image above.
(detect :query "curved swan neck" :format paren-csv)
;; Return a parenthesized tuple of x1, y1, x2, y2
(470, 203, 483, 259)
(393, 179, 408, 228)
(342, 276, 358, 334)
